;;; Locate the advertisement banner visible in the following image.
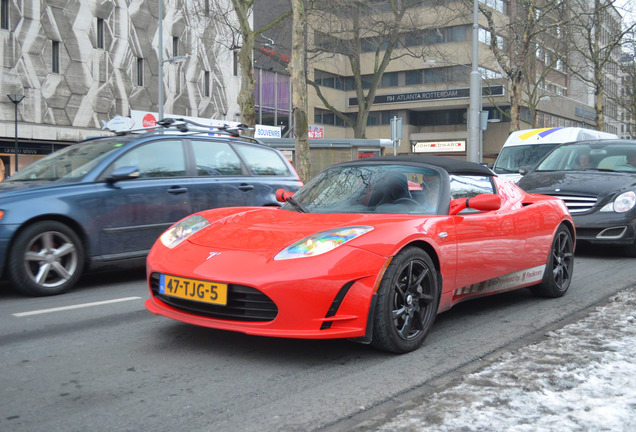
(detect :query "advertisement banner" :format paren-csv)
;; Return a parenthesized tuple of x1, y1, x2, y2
(413, 140, 466, 153)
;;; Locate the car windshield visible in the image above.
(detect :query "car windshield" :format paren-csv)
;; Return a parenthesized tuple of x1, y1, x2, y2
(535, 143, 636, 173)
(493, 144, 558, 174)
(8, 138, 127, 181)
(283, 164, 442, 215)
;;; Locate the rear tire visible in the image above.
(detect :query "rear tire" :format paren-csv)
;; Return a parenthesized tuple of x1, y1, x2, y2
(530, 225, 574, 298)
(371, 247, 439, 353)
(8, 221, 85, 296)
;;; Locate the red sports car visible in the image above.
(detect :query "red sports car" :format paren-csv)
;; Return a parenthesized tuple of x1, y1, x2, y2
(145, 156, 575, 353)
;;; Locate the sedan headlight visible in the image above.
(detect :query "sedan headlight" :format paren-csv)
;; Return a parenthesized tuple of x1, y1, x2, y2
(600, 191, 636, 213)
(274, 226, 373, 260)
(160, 215, 210, 248)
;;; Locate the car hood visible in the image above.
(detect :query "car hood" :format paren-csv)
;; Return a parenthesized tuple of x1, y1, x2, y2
(518, 171, 636, 197)
(189, 207, 410, 252)
(0, 180, 71, 194)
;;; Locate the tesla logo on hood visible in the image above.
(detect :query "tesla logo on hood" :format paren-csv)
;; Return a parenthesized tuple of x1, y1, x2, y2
(206, 252, 221, 260)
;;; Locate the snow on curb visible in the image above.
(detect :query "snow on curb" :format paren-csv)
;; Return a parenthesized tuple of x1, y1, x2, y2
(377, 289, 636, 432)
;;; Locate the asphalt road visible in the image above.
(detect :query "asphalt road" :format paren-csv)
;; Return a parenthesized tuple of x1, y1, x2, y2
(0, 246, 634, 432)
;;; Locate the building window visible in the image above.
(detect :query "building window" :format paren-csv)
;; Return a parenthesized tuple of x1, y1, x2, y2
(405, 70, 422, 85)
(233, 51, 239, 76)
(479, 28, 502, 48)
(52, 41, 60, 73)
(380, 72, 398, 88)
(204, 71, 210, 97)
(1, 0, 9, 30)
(97, 18, 104, 49)
(172, 36, 179, 57)
(137, 57, 143, 86)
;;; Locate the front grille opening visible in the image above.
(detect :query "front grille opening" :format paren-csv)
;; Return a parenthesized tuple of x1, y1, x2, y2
(550, 194, 597, 214)
(150, 273, 278, 322)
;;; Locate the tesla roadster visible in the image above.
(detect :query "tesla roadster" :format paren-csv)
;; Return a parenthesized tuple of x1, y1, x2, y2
(145, 156, 575, 353)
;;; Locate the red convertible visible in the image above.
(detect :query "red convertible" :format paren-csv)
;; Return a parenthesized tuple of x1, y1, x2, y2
(145, 156, 575, 353)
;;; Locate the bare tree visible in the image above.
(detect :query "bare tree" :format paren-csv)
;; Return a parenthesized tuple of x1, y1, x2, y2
(290, 0, 311, 181)
(480, 0, 568, 132)
(306, 0, 430, 138)
(565, 0, 634, 131)
(224, 0, 291, 130)
(617, 28, 635, 137)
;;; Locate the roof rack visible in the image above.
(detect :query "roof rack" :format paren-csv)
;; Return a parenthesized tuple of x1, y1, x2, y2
(114, 117, 258, 141)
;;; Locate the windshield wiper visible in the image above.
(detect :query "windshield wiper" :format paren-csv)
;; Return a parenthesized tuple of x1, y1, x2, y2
(494, 167, 516, 173)
(286, 196, 308, 213)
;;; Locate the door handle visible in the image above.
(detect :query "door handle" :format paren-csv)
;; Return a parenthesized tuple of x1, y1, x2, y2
(167, 186, 188, 194)
(238, 184, 254, 191)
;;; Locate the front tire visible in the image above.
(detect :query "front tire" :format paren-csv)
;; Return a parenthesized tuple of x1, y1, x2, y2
(530, 225, 574, 298)
(8, 221, 85, 296)
(371, 247, 440, 353)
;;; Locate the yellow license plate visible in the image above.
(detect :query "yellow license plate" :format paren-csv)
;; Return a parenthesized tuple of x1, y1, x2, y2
(159, 274, 228, 306)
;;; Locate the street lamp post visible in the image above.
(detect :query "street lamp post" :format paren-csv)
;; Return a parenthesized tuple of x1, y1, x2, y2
(7, 93, 25, 174)
(158, 0, 164, 121)
(467, 0, 482, 163)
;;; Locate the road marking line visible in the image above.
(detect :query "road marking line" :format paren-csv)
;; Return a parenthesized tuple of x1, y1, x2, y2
(12, 297, 143, 317)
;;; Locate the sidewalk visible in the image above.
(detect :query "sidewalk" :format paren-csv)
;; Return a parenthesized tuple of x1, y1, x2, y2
(373, 288, 636, 432)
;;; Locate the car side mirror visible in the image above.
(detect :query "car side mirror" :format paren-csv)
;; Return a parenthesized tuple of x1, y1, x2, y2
(107, 166, 140, 183)
(449, 194, 502, 215)
(276, 188, 295, 203)
(519, 166, 531, 176)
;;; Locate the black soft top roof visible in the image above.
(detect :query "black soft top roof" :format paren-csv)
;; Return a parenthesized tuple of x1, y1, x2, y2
(336, 155, 495, 176)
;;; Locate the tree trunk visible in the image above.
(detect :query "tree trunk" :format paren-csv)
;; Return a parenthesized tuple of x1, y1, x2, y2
(231, 0, 256, 132)
(291, 0, 311, 182)
(509, 72, 523, 132)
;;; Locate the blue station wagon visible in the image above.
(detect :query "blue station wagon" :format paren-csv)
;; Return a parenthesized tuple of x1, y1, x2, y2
(0, 119, 302, 296)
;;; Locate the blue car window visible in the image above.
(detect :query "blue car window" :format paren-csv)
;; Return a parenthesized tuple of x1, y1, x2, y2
(190, 140, 242, 176)
(234, 143, 291, 176)
(114, 140, 186, 178)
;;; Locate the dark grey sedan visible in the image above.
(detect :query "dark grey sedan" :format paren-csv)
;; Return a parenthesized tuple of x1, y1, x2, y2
(0, 123, 302, 296)
(517, 139, 636, 256)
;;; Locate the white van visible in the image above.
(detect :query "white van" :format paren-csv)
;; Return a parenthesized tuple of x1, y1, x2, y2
(492, 127, 618, 183)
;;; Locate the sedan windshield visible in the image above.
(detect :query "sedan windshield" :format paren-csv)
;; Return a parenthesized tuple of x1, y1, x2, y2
(9, 138, 127, 181)
(283, 164, 442, 214)
(536, 143, 636, 173)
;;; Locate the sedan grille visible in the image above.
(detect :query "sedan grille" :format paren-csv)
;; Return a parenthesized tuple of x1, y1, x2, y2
(150, 273, 278, 322)
(549, 194, 597, 214)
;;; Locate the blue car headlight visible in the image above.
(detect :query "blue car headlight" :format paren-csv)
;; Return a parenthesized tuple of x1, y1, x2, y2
(274, 226, 374, 260)
(160, 215, 210, 248)
(600, 191, 636, 213)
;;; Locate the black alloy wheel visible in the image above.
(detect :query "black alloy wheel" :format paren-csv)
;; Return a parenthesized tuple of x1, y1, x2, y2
(531, 224, 574, 298)
(371, 247, 439, 353)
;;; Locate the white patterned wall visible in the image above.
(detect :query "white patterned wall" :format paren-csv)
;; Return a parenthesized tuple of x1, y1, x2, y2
(0, 0, 241, 143)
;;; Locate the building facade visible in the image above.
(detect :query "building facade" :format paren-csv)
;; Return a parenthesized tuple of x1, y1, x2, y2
(0, 0, 241, 175)
(255, 0, 628, 164)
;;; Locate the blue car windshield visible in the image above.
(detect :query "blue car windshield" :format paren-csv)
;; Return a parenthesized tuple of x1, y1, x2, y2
(9, 138, 127, 181)
(283, 164, 442, 215)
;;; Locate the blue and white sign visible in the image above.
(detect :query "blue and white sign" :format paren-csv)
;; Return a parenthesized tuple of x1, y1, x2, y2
(254, 125, 282, 138)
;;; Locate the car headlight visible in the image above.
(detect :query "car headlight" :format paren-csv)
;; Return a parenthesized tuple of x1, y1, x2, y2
(160, 215, 210, 248)
(600, 191, 636, 213)
(274, 226, 373, 260)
